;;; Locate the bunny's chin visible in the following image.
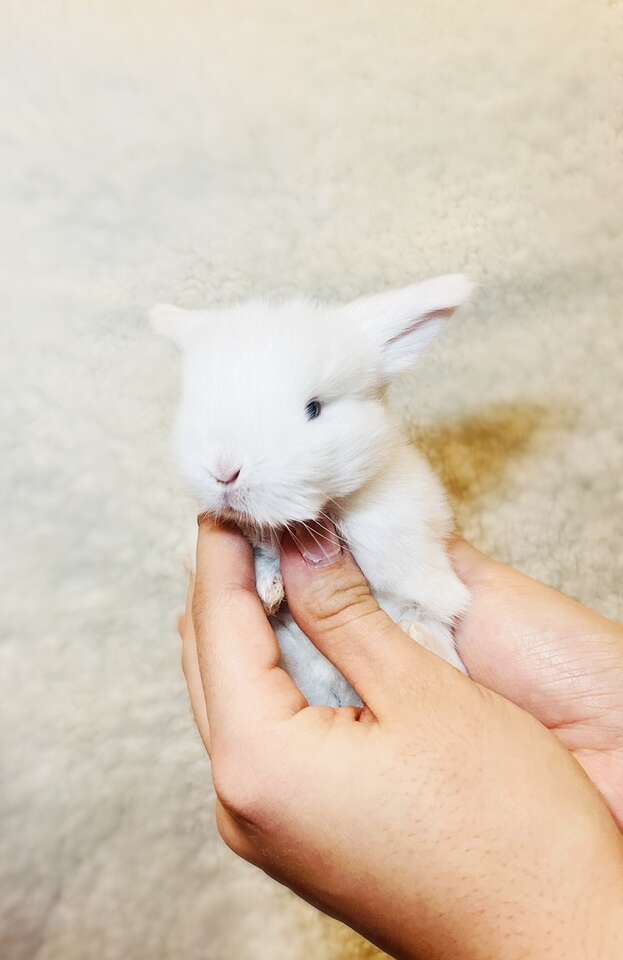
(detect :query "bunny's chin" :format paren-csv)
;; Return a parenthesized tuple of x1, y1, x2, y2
(193, 480, 332, 532)
(219, 506, 320, 533)
(199, 499, 329, 536)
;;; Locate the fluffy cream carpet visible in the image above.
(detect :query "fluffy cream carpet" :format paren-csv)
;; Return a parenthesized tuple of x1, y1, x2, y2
(3, 2, 622, 958)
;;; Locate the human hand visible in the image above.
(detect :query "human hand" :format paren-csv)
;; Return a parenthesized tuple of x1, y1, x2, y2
(450, 539, 623, 829)
(180, 518, 623, 960)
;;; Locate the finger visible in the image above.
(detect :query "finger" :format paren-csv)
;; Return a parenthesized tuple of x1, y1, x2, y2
(193, 517, 306, 738)
(450, 538, 623, 732)
(280, 519, 450, 716)
(179, 573, 212, 753)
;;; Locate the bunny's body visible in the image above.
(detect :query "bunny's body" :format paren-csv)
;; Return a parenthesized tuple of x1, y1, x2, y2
(152, 275, 472, 706)
(265, 440, 467, 705)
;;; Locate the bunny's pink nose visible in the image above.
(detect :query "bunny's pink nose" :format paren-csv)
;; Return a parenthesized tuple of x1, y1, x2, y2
(215, 467, 241, 485)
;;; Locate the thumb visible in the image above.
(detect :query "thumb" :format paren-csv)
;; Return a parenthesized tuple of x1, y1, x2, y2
(280, 519, 436, 715)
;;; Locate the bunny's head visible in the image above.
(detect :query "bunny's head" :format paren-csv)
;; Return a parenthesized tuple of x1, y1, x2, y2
(151, 274, 473, 530)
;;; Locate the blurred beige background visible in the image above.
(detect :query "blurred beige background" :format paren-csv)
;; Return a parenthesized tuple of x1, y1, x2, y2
(2, 2, 622, 958)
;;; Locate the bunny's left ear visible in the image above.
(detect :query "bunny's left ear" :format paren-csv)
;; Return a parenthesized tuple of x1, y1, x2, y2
(347, 274, 475, 380)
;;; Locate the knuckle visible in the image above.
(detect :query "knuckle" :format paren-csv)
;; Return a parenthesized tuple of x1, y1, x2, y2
(215, 805, 248, 857)
(211, 750, 273, 826)
(306, 567, 380, 637)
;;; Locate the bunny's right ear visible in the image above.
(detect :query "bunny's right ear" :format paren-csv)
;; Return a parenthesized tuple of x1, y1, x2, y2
(345, 274, 475, 381)
(149, 304, 205, 349)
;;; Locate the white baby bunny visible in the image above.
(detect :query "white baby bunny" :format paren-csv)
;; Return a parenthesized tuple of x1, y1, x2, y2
(151, 275, 472, 707)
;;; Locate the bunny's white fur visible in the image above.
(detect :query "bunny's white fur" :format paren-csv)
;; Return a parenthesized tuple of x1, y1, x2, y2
(152, 275, 473, 706)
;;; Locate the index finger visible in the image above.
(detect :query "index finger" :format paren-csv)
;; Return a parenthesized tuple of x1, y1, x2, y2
(192, 517, 305, 739)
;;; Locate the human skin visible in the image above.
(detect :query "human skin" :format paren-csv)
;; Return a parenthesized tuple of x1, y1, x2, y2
(180, 516, 623, 960)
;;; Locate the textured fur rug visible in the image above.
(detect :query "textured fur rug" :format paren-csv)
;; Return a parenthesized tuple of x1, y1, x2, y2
(3, 2, 622, 958)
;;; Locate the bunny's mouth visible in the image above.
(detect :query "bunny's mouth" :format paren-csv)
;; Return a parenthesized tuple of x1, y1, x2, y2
(220, 505, 279, 536)
(210, 483, 333, 533)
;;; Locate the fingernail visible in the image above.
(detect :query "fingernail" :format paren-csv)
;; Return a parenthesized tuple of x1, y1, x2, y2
(292, 518, 342, 567)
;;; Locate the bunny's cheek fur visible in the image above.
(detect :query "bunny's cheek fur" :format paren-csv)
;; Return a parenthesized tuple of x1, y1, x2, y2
(175, 398, 393, 529)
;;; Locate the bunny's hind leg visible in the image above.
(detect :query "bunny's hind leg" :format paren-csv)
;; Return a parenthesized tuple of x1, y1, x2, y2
(400, 612, 467, 673)
(273, 613, 362, 708)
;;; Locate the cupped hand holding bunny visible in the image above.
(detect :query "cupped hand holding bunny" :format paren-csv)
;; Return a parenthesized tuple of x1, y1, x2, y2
(179, 517, 623, 960)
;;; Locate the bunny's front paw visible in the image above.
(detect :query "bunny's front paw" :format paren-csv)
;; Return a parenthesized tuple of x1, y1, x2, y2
(257, 568, 285, 615)
(254, 547, 285, 615)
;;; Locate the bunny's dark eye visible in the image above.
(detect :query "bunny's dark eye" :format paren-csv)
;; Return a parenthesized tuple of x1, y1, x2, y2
(305, 398, 322, 421)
